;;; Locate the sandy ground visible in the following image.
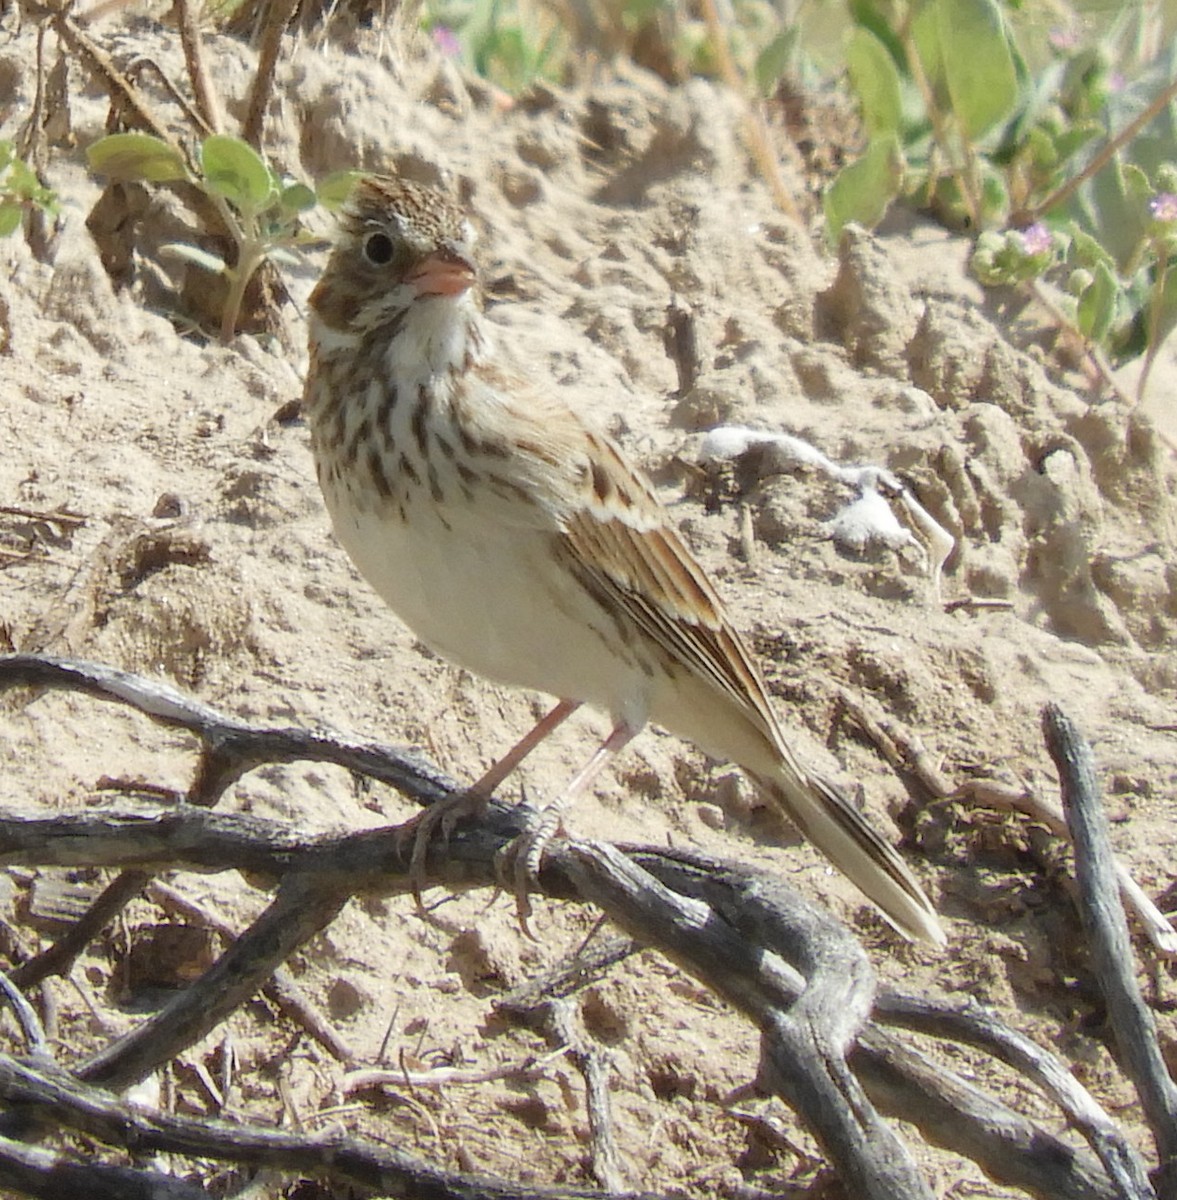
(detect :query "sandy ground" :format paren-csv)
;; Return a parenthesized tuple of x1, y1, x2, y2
(1, 13, 1177, 1197)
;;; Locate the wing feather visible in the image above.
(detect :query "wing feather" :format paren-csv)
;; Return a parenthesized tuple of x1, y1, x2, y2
(558, 430, 786, 752)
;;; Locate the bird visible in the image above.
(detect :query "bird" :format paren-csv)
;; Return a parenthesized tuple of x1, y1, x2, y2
(301, 174, 945, 947)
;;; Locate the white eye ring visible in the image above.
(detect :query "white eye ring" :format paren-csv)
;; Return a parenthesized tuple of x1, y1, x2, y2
(362, 231, 395, 265)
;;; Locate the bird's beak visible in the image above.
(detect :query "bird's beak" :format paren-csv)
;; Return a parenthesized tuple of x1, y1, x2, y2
(407, 246, 476, 298)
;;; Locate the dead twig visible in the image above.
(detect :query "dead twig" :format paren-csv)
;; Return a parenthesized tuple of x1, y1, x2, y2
(173, 0, 223, 134)
(0, 653, 1154, 1198)
(42, 10, 192, 166)
(839, 687, 1177, 954)
(495, 927, 639, 1020)
(958, 778, 1177, 956)
(1044, 704, 1177, 1188)
(241, 0, 300, 148)
(697, 0, 801, 222)
(550, 997, 628, 1194)
(942, 597, 1015, 613)
(342, 1045, 568, 1095)
(0, 974, 49, 1062)
(0, 506, 85, 527)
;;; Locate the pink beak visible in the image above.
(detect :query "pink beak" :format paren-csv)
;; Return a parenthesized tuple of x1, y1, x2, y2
(407, 248, 476, 298)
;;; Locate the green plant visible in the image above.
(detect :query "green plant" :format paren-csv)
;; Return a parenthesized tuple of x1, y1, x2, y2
(86, 132, 359, 342)
(423, 0, 565, 94)
(823, 0, 1177, 396)
(0, 141, 58, 237)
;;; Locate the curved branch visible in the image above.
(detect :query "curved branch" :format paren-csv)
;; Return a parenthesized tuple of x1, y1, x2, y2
(0, 654, 1150, 1199)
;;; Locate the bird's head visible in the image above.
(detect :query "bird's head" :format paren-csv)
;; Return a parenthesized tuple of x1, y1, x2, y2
(310, 176, 478, 338)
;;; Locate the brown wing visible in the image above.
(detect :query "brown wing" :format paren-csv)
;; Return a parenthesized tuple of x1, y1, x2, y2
(558, 427, 785, 748)
(460, 369, 786, 751)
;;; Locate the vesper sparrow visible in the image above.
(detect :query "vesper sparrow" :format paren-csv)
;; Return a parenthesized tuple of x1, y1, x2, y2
(302, 176, 945, 946)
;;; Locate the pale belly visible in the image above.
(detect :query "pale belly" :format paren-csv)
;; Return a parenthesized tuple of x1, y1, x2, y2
(323, 486, 655, 728)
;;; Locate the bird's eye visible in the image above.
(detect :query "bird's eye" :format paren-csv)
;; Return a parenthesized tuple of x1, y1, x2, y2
(362, 232, 395, 266)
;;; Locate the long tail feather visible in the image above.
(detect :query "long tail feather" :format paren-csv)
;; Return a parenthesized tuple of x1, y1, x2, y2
(751, 766, 946, 946)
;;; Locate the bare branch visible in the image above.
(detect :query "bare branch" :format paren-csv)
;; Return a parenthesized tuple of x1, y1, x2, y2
(0, 1131, 207, 1200)
(876, 990, 1156, 1199)
(241, 0, 299, 148)
(1044, 704, 1177, 1184)
(856, 1031, 1120, 1200)
(0, 654, 1156, 1198)
(75, 870, 351, 1091)
(0, 1055, 669, 1200)
(0, 652, 457, 809)
(173, 0, 222, 133)
(9, 870, 149, 989)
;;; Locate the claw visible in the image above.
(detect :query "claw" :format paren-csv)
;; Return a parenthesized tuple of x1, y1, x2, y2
(497, 799, 561, 941)
(397, 790, 489, 910)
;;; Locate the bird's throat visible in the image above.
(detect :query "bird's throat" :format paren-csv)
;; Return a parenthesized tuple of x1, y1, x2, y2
(384, 293, 487, 395)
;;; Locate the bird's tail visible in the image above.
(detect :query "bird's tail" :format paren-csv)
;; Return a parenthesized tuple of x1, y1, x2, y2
(750, 765, 945, 947)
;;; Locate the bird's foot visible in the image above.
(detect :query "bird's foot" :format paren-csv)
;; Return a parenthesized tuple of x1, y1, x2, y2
(496, 804, 563, 940)
(397, 789, 490, 908)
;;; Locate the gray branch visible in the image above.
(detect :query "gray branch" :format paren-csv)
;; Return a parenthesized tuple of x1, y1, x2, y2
(1044, 703, 1177, 1195)
(0, 653, 1158, 1199)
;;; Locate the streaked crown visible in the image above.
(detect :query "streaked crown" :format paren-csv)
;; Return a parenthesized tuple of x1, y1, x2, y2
(310, 176, 477, 335)
(341, 177, 472, 277)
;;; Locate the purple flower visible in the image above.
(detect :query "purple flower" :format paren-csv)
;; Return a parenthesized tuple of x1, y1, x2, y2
(1048, 26, 1078, 52)
(1150, 193, 1177, 224)
(1017, 222, 1053, 256)
(432, 25, 461, 57)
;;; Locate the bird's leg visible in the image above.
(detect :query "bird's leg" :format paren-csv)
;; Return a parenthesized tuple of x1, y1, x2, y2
(403, 699, 581, 899)
(508, 718, 642, 927)
(469, 698, 582, 798)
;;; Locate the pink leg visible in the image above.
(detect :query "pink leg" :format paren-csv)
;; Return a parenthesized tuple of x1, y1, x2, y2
(404, 699, 580, 901)
(552, 719, 641, 809)
(515, 719, 643, 913)
(470, 699, 581, 797)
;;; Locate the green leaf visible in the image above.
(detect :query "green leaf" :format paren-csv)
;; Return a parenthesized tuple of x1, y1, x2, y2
(1073, 157, 1154, 273)
(200, 135, 274, 211)
(1069, 227, 1115, 271)
(3, 158, 39, 199)
(87, 133, 189, 183)
(754, 29, 796, 97)
(1077, 260, 1117, 343)
(278, 181, 317, 214)
(824, 133, 904, 241)
(316, 170, 366, 210)
(1151, 266, 1177, 354)
(161, 241, 228, 273)
(977, 169, 1009, 226)
(936, 0, 1017, 141)
(847, 27, 903, 137)
(0, 201, 22, 237)
(1053, 121, 1100, 165)
(847, 0, 907, 70)
(911, 3, 944, 101)
(0, 140, 13, 174)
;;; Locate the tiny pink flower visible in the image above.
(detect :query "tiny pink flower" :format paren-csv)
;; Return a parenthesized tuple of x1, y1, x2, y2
(1048, 26, 1078, 52)
(1150, 193, 1177, 224)
(432, 25, 461, 57)
(1018, 223, 1053, 256)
